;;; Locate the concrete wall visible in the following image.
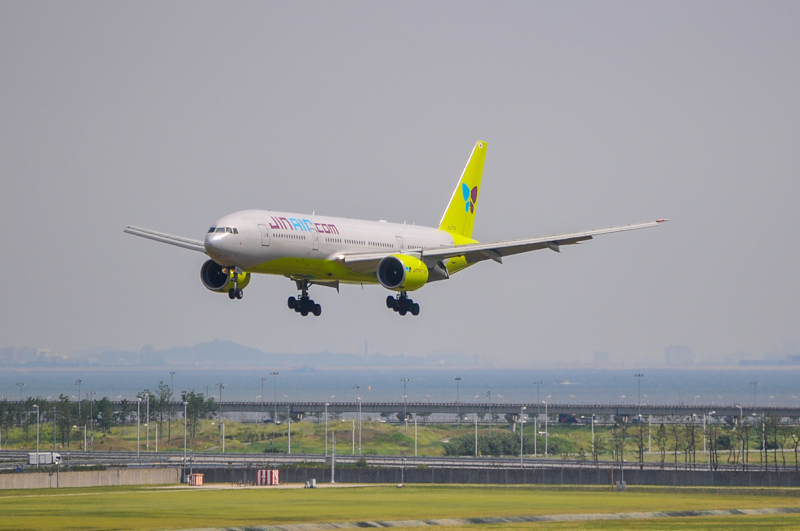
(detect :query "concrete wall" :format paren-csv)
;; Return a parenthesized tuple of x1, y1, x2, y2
(192, 465, 800, 488)
(0, 467, 181, 489)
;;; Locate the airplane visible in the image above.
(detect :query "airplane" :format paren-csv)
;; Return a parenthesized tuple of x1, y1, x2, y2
(125, 141, 667, 317)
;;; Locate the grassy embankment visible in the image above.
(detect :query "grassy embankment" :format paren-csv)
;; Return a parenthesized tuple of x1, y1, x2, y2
(2, 419, 795, 468)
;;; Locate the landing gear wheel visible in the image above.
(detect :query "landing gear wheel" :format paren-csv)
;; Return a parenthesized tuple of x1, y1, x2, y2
(228, 289, 236, 300)
(300, 309, 309, 317)
(288, 296, 297, 309)
(313, 303, 322, 317)
(399, 308, 407, 316)
(411, 303, 420, 316)
(386, 296, 396, 309)
(235, 289, 244, 300)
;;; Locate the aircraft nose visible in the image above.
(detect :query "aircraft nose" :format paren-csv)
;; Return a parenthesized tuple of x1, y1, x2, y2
(205, 234, 233, 263)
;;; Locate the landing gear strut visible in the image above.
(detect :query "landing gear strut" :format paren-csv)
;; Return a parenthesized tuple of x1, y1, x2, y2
(386, 292, 420, 316)
(288, 280, 322, 317)
(227, 268, 244, 300)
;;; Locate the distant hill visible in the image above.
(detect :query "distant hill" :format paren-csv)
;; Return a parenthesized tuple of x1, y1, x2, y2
(0, 341, 467, 369)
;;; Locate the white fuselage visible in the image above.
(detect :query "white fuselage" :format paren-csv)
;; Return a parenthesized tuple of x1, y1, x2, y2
(204, 209, 455, 273)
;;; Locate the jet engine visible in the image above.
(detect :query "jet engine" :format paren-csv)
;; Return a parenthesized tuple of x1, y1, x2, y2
(200, 259, 250, 293)
(376, 255, 428, 291)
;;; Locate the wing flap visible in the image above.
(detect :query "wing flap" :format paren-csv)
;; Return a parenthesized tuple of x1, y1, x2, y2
(124, 226, 206, 253)
(424, 220, 666, 263)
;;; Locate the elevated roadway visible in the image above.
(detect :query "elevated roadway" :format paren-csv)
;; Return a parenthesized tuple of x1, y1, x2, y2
(155, 401, 800, 419)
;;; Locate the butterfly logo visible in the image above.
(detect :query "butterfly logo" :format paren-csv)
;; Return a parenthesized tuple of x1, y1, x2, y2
(462, 183, 478, 214)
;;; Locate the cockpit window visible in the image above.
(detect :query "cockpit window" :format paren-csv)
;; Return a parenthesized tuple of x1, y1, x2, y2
(226, 227, 232, 233)
(233, 228, 238, 234)
(215, 227, 225, 233)
(208, 227, 215, 233)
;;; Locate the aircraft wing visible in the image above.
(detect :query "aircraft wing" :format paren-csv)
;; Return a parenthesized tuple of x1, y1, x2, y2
(338, 220, 667, 272)
(422, 220, 668, 264)
(124, 226, 207, 253)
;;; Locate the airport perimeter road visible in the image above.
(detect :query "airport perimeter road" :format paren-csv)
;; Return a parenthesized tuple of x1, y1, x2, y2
(0, 450, 790, 473)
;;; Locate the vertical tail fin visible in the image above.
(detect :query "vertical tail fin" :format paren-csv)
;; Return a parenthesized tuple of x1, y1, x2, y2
(438, 141, 487, 239)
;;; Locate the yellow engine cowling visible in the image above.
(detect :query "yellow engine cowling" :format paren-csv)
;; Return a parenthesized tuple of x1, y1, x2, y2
(376, 255, 429, 292)
(200, 260, 251, 293)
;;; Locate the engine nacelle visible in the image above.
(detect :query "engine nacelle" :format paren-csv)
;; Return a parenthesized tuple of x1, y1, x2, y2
(200, 260, 251, 293)
(377, 255, 428, 292)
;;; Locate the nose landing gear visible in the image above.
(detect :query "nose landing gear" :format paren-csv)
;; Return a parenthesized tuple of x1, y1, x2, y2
(386, 293, 420, 316)
(225, 268, 244, 300)
(288, 280, 322, 317)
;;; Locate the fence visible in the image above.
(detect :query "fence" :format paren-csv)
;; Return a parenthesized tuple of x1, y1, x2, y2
(0, 467, 180, 489)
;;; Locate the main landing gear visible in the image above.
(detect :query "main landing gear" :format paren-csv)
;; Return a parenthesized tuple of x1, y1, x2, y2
(386, 293, 420, 316)
(288, 280, 322, 317)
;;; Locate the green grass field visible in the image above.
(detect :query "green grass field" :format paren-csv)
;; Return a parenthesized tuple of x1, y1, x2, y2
(1, 485, 799, 531)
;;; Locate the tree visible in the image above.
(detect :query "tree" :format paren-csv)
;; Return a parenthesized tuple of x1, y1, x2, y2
(95, 397, 115, 432)
(592, 435, 607, 463)
(668, 418, 682, 467)
(55, 394, 74, 447)
(635, 423, 647, 466)
(153, 381, 172, 444)
(655, 423, 667, 468)
(181, 391, 216, 440)
(443, 431, 535, 457)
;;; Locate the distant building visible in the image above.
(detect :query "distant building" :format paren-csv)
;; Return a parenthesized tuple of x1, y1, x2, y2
(665, 345, 694, 366)
(593, 351, 610, 363)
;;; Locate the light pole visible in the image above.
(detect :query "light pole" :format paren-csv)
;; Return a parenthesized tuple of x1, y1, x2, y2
(145, 392, 150, 452)
(634, 373, 644, 420)
(33, 405, 40, 466)
(487, 391, 492, 433)
(353, 386, 361, 455)
(169, 372, 176, 441)
(270, 372, 279, 420)
(455, 377, 461, 427)
(53, 405, 57, 450)
(750, 381, 759, 408)
(543, 399, 549, 458)
(324, 402, 330, 457)
(183, 401, 188, 471)
(401, 378, 409, 432)
(330, 432, 336, 483)
(89, 391, 96, 451)
(520, 406, 527, 465)
(534, 380, 543, 418)
(474, 395, 479, 456)
(287, 405, 291, 455)
(216, 383, 225, 443)
(735, 404, 744, 466)
(137, 397, 141, 459)
(261, 377, 266, 421)
(75, 380, 81, 417)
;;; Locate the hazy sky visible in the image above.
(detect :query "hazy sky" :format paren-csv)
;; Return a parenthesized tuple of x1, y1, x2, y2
(1, 2, 798, 365)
